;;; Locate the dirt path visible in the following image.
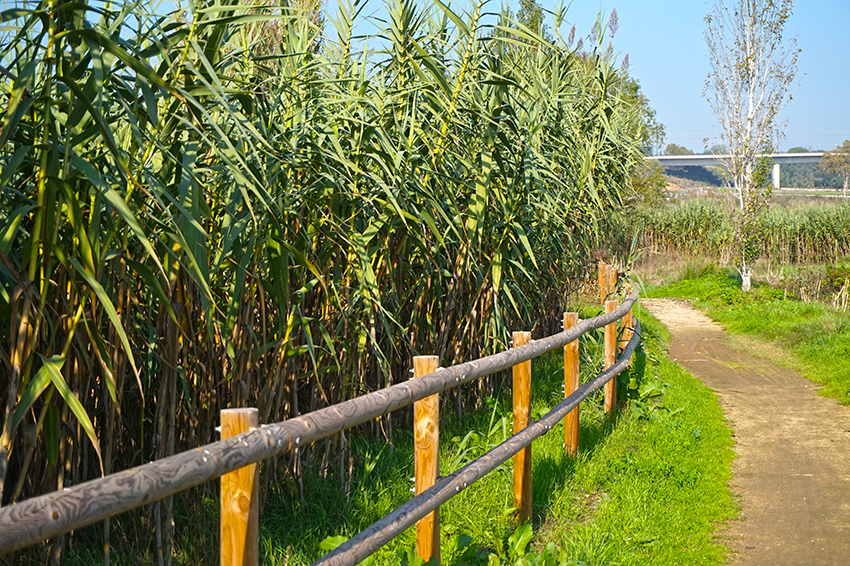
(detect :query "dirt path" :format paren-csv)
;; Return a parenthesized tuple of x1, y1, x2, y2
(641, 298, 850, 566)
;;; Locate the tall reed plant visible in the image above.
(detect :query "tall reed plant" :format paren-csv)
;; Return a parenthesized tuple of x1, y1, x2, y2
(617, 199, 850, 265)
(0, 0, 644, 559)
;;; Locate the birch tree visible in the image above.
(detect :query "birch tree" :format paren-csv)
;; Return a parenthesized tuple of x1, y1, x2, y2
(704, 0, 798, 290)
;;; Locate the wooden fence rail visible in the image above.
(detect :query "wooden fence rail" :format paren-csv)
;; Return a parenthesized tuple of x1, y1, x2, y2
(313, 321, 641, 566)
(0, 280, 639, 559)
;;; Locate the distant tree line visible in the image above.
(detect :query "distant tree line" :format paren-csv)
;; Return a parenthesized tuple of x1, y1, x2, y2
(783, 146, 846, 189)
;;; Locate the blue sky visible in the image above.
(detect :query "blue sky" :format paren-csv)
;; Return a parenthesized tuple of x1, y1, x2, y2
(546, 0, 850, 153)
(350, 0, 849, 152)
(156, 0, 848, 153)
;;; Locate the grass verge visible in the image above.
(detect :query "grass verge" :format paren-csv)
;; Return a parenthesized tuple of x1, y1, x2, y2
(532, 313, 735, 566)
(62, 307, 736, 566)
(648, 268, 850, 405)
(256, 310, 735, 566)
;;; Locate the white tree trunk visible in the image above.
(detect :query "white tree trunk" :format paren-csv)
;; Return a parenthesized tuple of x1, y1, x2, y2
(741, 266, 752, 292)
(704, 0, 798, 293)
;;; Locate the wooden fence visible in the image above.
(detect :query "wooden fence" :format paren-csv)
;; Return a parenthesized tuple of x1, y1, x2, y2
(0, 264, 639, 566)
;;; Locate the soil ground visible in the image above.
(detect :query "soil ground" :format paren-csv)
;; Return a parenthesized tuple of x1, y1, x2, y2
(641, 298, 850, 566)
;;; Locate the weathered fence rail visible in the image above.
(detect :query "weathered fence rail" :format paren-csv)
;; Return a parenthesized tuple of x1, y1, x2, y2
(315, 321, 641, 566)
(0, 267, 640, 565)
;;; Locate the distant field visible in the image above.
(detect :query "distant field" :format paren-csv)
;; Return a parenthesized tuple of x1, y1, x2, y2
(664, 182, 848, 198)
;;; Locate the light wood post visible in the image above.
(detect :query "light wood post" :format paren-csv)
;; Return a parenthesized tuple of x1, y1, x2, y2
(563, 313, 580, 456)
(622, 310, 635, 366)
(413, 355, 440, 564)
(622, 282, 635, 366)
(221, 408, 259, 566)
(604, 301, 618, 415)
(512, 331, 533, 522)
(607, 266, 618, 299)
(597, 260, 608, 303)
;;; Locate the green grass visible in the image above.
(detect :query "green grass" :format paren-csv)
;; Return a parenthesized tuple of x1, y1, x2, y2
(534, 314, 735, 566)
(60, 306, 735, 566)
(648, 268, 850, 405)
(250, 312, 736, 566)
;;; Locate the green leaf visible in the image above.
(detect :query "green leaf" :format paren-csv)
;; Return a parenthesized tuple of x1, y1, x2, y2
(61, 28, 171, 90)
(491, 250, 502, 294)
(434, 0, 468, 36)
(0, 204, 36, 255)
(125, 259, 174, 321)
(0, 60, 37, 147)
(0, 8, 32, 21)
(39, 354, 103, 472)
(319, 535, 348, 552)
(69, 258, 138, 377)
(512, 222, 538, 268)
(469, 149, 491, 239)
(507, 522, 534, 560)
(102, 185, 167, 280)
(10, 361, 54, 435)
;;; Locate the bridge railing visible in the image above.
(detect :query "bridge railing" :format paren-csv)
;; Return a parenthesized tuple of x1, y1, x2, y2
(0, 264, 640, 566)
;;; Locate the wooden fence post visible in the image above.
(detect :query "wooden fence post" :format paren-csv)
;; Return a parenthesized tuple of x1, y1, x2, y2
(604, 301, 618, 415)
(221, 408, 259, 566)
(563, 313, 580, 456)
(622, 309, 635, 366)
(621, 282, 635, 366)
(597, 260, 608, 303)
(607, 265, 618, 299)
(512, 331, 533, 522)
(413, 355, 440, 564)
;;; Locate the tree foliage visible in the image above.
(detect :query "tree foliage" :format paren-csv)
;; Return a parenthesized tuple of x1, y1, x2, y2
(706, 144, 729, 155)
(630, 160, 667, 204)
(664, 144, 694, 156)
(821, 140, 850, 197)
(777, 146, 844, 189)
(621, 78, 665, 155)
(517, 0, 548, 37)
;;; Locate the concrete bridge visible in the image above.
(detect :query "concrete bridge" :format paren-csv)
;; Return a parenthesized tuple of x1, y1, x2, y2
(646, 153, 824, 189)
